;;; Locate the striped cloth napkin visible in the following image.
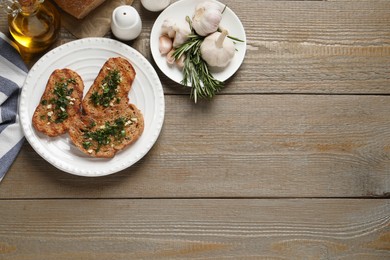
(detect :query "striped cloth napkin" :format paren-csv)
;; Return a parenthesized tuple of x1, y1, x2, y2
(0, 32, 28, 182)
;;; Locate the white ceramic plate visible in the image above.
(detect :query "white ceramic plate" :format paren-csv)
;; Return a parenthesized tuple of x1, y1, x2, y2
(150, 0, 246, 86)
(19, 38, 165, 177)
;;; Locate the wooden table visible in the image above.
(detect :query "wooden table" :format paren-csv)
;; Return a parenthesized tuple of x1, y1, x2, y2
(1, 0, 390, 258)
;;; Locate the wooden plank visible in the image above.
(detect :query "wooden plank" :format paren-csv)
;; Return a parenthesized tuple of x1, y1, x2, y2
(2, 1, 389, 94)
(2, 94, 389, 198)
(0, 199, 389, 259)
(243, 0, 390, 94)
(157, 0, 390, 95)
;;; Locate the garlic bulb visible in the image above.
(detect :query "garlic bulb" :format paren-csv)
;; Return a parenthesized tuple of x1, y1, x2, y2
(200, 30, 235, 68)
(192, 1, 223, 36)
(159, 35, 173, 55)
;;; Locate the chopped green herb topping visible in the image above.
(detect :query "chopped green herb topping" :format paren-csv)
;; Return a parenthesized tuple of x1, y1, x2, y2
(41, 78, 76, 124)
(90, 69, 121, 107)
(81, 117, 130, 153)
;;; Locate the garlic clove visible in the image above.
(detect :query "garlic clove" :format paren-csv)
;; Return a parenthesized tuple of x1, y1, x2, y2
(175, 53, 186, 69)
(159, 35, 173, 55)
(161, 19, 191, 48)
(161, 18, 176, 38)
(172, 21, 191, 48)
(200, 30, 235, 68)
(192, 1, 223, 36)
(166, 49, 176, 65)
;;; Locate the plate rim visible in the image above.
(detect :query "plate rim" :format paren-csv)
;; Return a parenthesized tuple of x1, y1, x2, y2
(19, 37, 165, 177)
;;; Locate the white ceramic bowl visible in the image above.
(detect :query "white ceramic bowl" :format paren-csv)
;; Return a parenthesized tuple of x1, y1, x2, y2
(141, 0, 171, 12)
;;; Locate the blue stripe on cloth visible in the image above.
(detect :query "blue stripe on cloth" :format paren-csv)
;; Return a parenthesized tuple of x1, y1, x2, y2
(0, 137, 25, 181)
(0, 76, 20, 133)
(0, 88, 19, 129)
(0, 124, 7, 133)
(0, 37, 28, 73)
(0, 76, 20, 97)
(0, 33, 27, 181)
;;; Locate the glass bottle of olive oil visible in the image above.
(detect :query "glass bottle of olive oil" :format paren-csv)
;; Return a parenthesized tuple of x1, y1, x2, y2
(6, 0, 60, 55)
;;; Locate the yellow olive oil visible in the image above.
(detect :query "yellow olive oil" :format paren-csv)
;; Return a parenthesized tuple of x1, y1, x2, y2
(8, 0, 60, 55)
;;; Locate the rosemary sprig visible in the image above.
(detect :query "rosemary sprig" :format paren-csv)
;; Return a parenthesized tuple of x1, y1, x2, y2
(227, 34, 245, 43)
(220, 5, 244, 43)
(172, 18, 224, 103)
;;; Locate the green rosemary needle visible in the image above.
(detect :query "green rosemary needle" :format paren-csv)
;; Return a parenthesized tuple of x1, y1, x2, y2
(171, 15, 243, 103)
(172, 34, 224, 103)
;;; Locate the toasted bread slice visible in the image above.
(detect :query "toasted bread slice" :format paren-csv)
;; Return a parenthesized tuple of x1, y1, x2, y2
(82, 57, 136, 117)
(32, 68, 84, 137)
(68, 103, 144, 158)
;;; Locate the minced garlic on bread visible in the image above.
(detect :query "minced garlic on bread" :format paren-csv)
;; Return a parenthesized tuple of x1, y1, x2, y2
(68, 103, 144, 158)
(82, 57, 136, 117)
(32, 68, 84, 137)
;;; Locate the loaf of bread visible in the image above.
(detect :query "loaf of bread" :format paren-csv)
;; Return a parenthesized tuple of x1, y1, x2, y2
(32, 68, 84, 137)
(53, 0, 106, 19)
(68, 103, 144, 158)
(82, 57, 136, 117)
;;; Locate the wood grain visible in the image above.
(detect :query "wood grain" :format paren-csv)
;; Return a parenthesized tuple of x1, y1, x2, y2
(0, 199, 389, 259)
(1, 1, 389, 259)
(2, 1, 389, 94)
(159, 0, 390, 95)
(2, 94, 389, 199)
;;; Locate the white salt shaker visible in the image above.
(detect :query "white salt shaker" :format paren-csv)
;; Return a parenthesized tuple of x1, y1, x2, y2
(141, 0, 171, 12)
(111, 5, 142, 41)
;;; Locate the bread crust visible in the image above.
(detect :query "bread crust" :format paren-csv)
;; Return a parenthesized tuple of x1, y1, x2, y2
(82, 57, 136, 117)
(53, 0, 106, 19)
(32, 68, 84, 137)
(68, 103, 144, 158)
